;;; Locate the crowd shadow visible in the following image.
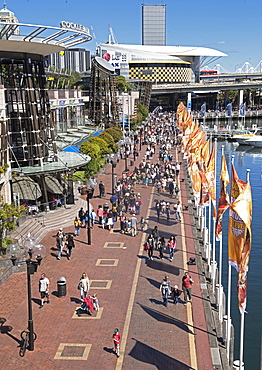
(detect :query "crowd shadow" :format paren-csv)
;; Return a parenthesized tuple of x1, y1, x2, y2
(70, 297, 82, 304)
(128, 338, 194, 370)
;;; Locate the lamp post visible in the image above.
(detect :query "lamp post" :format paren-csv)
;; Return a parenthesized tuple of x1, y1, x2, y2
(124, 145, 128, 172)
(139, 129, 143, 151)
(86, 189, 91, 245)
(7, 240, 46, 354)
(111, 160, 116, 195)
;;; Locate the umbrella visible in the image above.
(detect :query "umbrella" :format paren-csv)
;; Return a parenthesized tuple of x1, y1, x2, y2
(12, 176, 42, 201)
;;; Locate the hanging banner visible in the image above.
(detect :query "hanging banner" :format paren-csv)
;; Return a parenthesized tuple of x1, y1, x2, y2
(231, 181, 252, 313)
(215, 155, 230, 241)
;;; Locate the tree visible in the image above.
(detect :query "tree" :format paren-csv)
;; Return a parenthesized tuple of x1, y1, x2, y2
(98, 132, 117, 152)
(115, 75, 134, 93)
(104, 127, 123, 143)
(0, 203, 25, 253)
(80, 141, 100, 158)
(88, 137, 109, 155)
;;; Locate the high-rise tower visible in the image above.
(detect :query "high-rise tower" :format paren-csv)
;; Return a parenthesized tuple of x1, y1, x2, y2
(142, 4, 166, 46)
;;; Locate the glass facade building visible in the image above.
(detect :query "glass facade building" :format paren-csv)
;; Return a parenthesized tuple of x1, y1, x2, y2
(142, 4, 166, 46)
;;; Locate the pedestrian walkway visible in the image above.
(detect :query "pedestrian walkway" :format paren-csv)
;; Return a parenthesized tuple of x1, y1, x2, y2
(0, 133, 218, 370)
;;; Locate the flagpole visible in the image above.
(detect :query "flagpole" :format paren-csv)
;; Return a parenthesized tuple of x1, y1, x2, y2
(239, 168, 250, 370)
(208, 136, 212, 271)
(212, 138, 217, 292)
(227, 154, 235, 360)
(218, 145, 224, 323)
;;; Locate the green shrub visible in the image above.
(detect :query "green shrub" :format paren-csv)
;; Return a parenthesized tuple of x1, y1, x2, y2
(88, 137, 110, 155)
(104, 127, 123, 143)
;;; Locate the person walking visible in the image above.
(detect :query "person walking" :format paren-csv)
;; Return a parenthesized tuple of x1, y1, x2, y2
(78, 272, 90, 299)
(130, 214, 138, 237)
(155, 200, 161, 220)
(74, 216, 81, 235)
(168, 235, 176, 262)
(78, 207, 85, 227)
(39, 273, 50, 308)
(160, 275, 171, 307)
(172, 284, 179, 305)
(65, 234, 75, 260)
(140, 217, 148, 232)
(99, 181, 105, 198)
(174, 201, 182, 221)
(147, 233, 154, 260)
(152, 226, 159, 248)
(158, 236, 165, 259)
(112, 328, 121, 358)
(182, 271, 194, 305)
(96, 205, 103, 225)
(56, 228, 65, 260)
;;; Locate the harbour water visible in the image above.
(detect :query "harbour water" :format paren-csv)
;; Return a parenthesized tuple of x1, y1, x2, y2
(215, 140, 262, 370)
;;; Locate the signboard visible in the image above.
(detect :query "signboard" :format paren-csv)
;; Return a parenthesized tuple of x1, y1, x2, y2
(60, 21, 90, 35)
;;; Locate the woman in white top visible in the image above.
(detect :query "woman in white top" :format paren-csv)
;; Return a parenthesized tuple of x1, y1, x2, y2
(79, 272, 90, 299)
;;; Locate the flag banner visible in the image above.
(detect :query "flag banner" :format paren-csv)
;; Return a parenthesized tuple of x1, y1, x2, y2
(239, 102, 246, 117)
(190, 161, 201, 197)
(226, 103, 232, 117)
(228, 165, 248, 271)
(215, 155, 230, 241)
(201, 139, 210, 169)
(231, 181, 252, 313)
(200, 102, 206, 117)
(199, 171, 209, 207)
(205, 142, 217, 217)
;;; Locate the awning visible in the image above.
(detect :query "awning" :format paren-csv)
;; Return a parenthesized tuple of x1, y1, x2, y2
(12, 176, 42, 201)
(62, 145, 80, 153)
(44, 175, 64, 194)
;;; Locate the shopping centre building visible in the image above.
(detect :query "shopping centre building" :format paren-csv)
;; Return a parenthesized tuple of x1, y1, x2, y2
(0, 4, 92, 209)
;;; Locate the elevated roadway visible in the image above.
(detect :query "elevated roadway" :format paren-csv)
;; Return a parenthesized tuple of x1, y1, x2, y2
(151, 80, 262, 94)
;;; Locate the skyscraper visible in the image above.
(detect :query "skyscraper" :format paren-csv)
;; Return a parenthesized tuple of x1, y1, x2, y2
(142, 4, 166, 46)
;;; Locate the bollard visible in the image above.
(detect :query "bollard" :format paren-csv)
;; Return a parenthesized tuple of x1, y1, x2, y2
(232, 360, 244, 370)
(57, 276, 67, 297)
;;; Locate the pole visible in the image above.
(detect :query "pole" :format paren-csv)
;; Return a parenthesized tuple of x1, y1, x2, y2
(86, 190, 91, 245)
(26, 260, 34, 351)
(227, 154, 234, 359)
(111, 162, 115, 195)
(239, 169, 251, 369)
(218, 144, 224, 322)
(125, 146, 128, 172)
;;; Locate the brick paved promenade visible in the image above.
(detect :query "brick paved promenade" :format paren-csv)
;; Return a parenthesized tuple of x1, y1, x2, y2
(0, 142, 213, 370)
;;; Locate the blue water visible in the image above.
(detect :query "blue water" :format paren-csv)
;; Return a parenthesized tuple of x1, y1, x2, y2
(215, 141, 262, 369)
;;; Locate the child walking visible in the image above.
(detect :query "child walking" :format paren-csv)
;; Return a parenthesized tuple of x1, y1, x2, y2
(91, 293, 99, 311)
(112, 328, 121, 358)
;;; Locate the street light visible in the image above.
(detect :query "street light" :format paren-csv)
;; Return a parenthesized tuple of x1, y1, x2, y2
(6, 240, 46, 354)
(86, 189, 91, 245)
(139, 129, 143, 151)
(124, 145, 128, 172)
(111, 160, 116, 195)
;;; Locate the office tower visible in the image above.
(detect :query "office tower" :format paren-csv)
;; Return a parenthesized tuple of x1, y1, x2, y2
(142, 4, 166, 46)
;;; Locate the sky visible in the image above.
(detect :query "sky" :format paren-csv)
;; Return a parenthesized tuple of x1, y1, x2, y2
(4, 0, 262, 72)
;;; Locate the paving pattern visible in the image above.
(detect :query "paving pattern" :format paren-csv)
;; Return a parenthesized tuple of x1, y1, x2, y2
(0, 141, 213, 370)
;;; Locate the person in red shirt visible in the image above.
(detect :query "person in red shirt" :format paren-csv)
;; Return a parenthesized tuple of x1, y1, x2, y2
(112, 328, 121, 358)
(182, 271, 194, 305)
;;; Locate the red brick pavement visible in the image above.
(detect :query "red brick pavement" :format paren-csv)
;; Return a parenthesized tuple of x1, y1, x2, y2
(0, 142, 213, 370)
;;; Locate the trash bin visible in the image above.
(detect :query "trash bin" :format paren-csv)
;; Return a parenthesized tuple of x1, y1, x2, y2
(57, 277, 66, 298)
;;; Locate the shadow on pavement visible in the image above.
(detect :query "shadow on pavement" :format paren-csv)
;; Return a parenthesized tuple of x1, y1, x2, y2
(146, 259, 180, 276)
(103, 346, 115, 355)
(128, 338, 194, 370)
(0, 318, 21, 346)
(138, 303, 194, 335)
(32, 298, 41, 306)
(70, 297, 82, 304)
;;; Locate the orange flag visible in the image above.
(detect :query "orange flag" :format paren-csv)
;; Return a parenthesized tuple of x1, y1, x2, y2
(205, 141, 217, 217)
(215, 155, 230, 241)
(228, 165, 252, 313)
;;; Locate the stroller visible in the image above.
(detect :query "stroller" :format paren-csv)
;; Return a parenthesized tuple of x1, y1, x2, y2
(78, 296, 94, 316)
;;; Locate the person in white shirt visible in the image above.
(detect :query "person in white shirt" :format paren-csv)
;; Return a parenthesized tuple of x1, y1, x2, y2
(39, 273, 50, 308)
(174, 201, 182, 221)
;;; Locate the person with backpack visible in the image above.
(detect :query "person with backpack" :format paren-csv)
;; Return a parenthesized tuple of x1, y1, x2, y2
(160, 276, 171, 307)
